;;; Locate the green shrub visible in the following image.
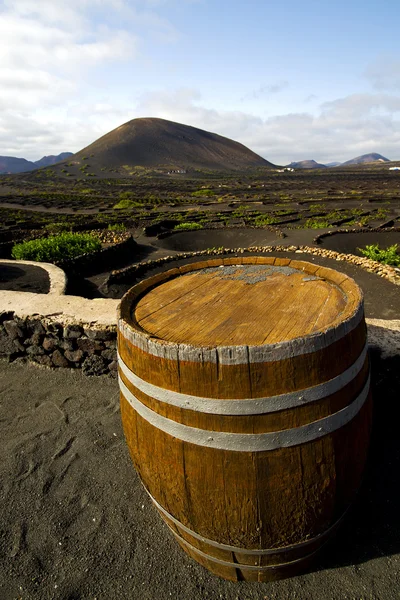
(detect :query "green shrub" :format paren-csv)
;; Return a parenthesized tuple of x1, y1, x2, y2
(304, 218, 330, 229)
(232, 205, 247, 218)
(358, 244, 400, 267)
(44, 222, 71, 234)
(309, 203, 325, 212)
(174, 222, 203, 231)
(191, 189, 215, 197)
(254, 214, 278, 226)
(113, 199, 143, 209)
(119, 191, 135, 200)
(11, 233, 102, 263)
(107, 223, 126, 231)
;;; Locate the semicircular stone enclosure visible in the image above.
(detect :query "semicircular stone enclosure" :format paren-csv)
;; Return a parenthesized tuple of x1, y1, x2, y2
(118, 256, 372, 582)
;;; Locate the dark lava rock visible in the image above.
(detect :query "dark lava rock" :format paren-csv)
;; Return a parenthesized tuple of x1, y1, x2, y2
(43, 337, 57, 352)
(82, 354, 108, 376)
(108, 360, 118, 372)
(63, 324, 84, 339)
(45, 322, 63, 336)
(26, 319, 45, 336)
(77, 337, 104, 354)
(52, 349, 70, 368)
(101, 348, 116, 362)
(104, 340, 117, 349)
(59, 339, 75, 352)
(25, 332, 44, 347)
(33, 355, 53, 367)
(26, 345, 45, 356)
(0, 311, 14, 324)
(3, 320, 24, 339)
(64, 349, 84, 363)
(0, 331, 19, 355)
(13, 339, 25, 352)
(85, 328, 115, 341)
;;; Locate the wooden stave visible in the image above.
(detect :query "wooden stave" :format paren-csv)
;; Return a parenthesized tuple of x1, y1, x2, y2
(119, 376, 372, 540)
(118, 350, 370, 434)
(117, 316, 367, 400)
(119, 387, 372, 580)
(118, 257, 372, 580)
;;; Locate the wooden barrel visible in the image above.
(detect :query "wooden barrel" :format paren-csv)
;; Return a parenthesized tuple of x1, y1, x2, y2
(117, 256, 372, 582)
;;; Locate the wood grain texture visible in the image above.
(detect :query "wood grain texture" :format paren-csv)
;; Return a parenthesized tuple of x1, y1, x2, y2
(135, 267, 348, 346)
(118, 256, 372, 582)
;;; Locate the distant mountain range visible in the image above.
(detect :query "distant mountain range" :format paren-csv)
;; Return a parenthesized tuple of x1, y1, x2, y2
(288, 160, 327, 169)
(287, 153, 391, 169)
(340, 153, 390, 166)
(0, 152, 73, 174)
(0, 118, 276, 175)
(0, 121, 394, 176)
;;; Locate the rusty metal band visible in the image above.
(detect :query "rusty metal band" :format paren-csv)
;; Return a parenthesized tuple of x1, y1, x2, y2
(117, 344, 368, 415)
(145, 488, 347, 556)
(118, 375, 370, 452)
(169, 526, 323, 571)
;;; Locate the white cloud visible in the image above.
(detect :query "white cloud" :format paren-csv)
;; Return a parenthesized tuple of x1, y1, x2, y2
(365, 57, 400, 91)
(241, 81, 289, 102)
(0, 0, 164, 158)
(132, 89, 400, 164)
(321, 93, 400, 120)
(1, 2, 400, 164)
(3, 83, 400, 163)
(0, 13, 137, 73)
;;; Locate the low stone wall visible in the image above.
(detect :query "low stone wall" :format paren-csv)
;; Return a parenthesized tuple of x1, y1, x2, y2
(156, 224, 286, 240)
(107, 244, 400, 286)
(0, 311, 117, 376)
(2, 244, 399, 376)
(56, 234, 136, 276)
(314, 226, 400, 244)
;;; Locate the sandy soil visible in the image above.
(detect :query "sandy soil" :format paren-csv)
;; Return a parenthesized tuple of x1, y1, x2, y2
(1, 350, 399, 600)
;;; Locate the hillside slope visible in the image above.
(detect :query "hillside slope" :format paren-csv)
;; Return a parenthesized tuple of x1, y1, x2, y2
(341, 153, 390, 166)
(0, 156, 35, 174)
(74, 117, 275, 172)
(0, 152, 73, 174)
(34, 153, 73, 168)
(288, 159, 327, 169)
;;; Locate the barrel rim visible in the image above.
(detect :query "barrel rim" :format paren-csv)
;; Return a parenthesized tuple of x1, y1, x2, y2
(118, 256, 364, 360)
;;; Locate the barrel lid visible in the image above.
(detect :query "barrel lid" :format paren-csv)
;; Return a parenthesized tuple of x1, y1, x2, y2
(120, 257, 363, 349)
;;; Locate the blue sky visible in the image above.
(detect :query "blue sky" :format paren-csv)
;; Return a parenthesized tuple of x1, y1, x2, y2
(0, 0, 399, 164)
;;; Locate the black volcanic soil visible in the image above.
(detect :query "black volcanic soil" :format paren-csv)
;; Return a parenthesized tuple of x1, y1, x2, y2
(0, 262, 50, 293)
(1, 346, 399, 599)
(157, 228, 284, 251)
(319, 230, 400, 255)
(98, 229, 400, 320)
(1, 165, 400, 598)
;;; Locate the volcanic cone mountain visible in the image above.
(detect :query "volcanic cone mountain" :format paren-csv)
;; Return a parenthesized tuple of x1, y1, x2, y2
(73, 117, 275, 172)
(341, 153, 390, 166)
